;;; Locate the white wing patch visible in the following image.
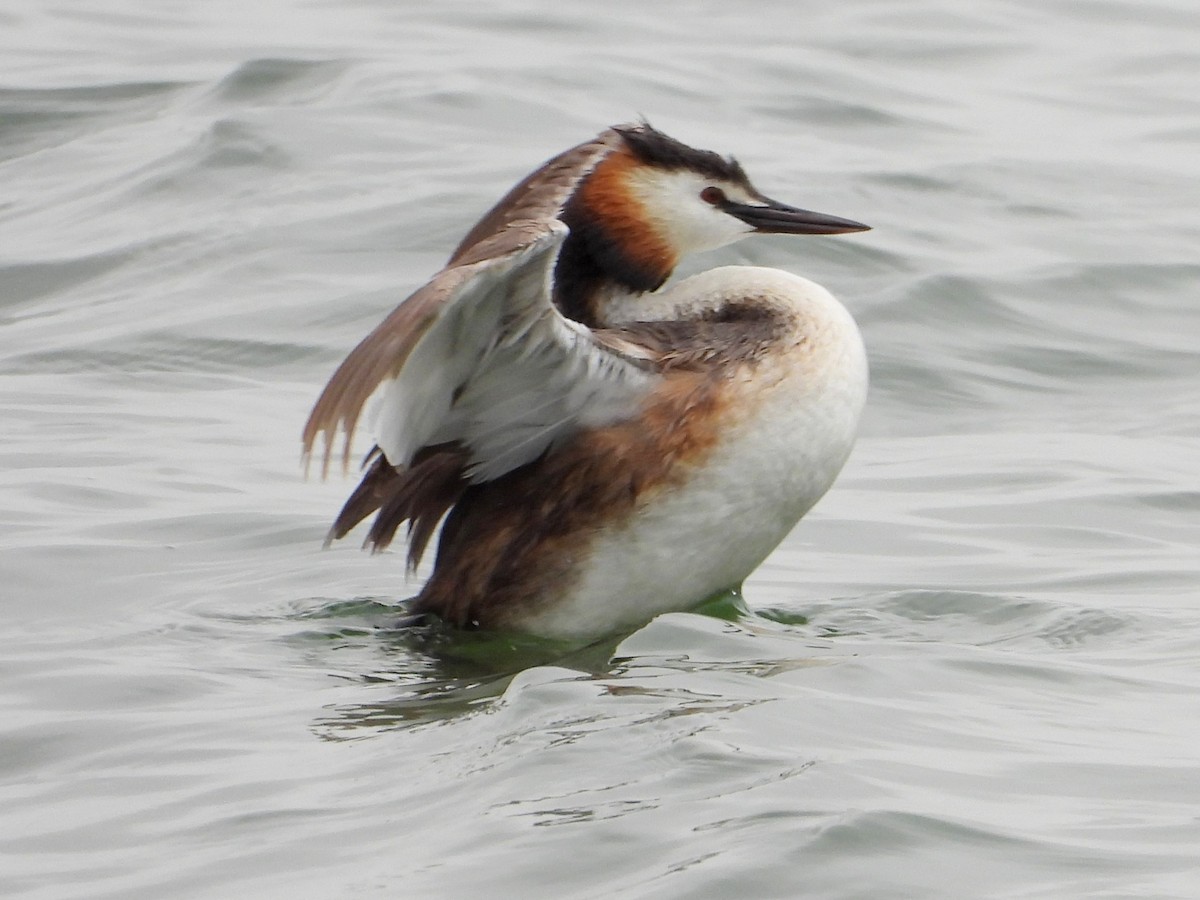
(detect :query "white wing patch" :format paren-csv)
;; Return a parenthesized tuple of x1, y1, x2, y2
(371, 223, 656, 482)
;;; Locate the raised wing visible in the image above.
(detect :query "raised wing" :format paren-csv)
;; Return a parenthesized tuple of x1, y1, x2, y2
(447, 128, 624, 266)
(301, 220, 657, 484)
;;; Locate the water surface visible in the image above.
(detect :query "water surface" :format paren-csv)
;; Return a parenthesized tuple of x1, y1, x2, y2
(3, 1, 1199, 897)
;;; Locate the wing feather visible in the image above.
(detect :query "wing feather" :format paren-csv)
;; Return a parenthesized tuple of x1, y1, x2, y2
(447, 129, 624, 265)
(302, 219, 657, 484)
(303, 127, 633, 476)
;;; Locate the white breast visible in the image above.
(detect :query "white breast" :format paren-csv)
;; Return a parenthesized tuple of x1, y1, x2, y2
(519, 267, 869, 640)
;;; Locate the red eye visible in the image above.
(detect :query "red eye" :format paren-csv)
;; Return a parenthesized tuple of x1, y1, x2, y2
(700, 186, 726, 205)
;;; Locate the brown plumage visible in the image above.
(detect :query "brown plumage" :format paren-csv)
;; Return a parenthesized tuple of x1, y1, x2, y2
(448, 131, 622, 266)
(302, 122, 870, 638)
(324, 305, 791, 629)
(328, 444, 470, 568)
(302, 133, 627, 475)
(414, 368, 726, 629)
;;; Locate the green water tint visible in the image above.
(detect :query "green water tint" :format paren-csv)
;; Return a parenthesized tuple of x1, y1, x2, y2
(689, 586, 753, 621)
(288, 596, 613, 733)
(693, 588, 813, 628)
(290, 588, 800, 734)
(291, 588, 762, 661)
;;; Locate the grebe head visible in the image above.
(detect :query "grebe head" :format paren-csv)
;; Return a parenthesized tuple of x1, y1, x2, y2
(556, 122, 869, 323)
(615, 122, 869, 251)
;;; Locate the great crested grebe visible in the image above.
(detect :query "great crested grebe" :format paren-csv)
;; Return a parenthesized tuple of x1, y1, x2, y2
(303, 122, 869, 640)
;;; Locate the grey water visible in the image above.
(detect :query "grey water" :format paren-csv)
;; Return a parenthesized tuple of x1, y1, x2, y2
(3, 1, 1199, 897)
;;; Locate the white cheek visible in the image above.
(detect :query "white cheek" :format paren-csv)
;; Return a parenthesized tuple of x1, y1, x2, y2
(648, 196, 746, 254)
(629, 170, 755, 255)
(662, 190, 753, 253)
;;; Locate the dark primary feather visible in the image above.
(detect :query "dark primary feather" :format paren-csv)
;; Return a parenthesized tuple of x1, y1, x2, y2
(323, 447, 398, 546)
(328, 444, 470, 570)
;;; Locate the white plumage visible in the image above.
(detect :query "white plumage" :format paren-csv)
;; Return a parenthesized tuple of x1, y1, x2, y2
(303, 122, 870, 638)
(370, 223, 657, 483)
